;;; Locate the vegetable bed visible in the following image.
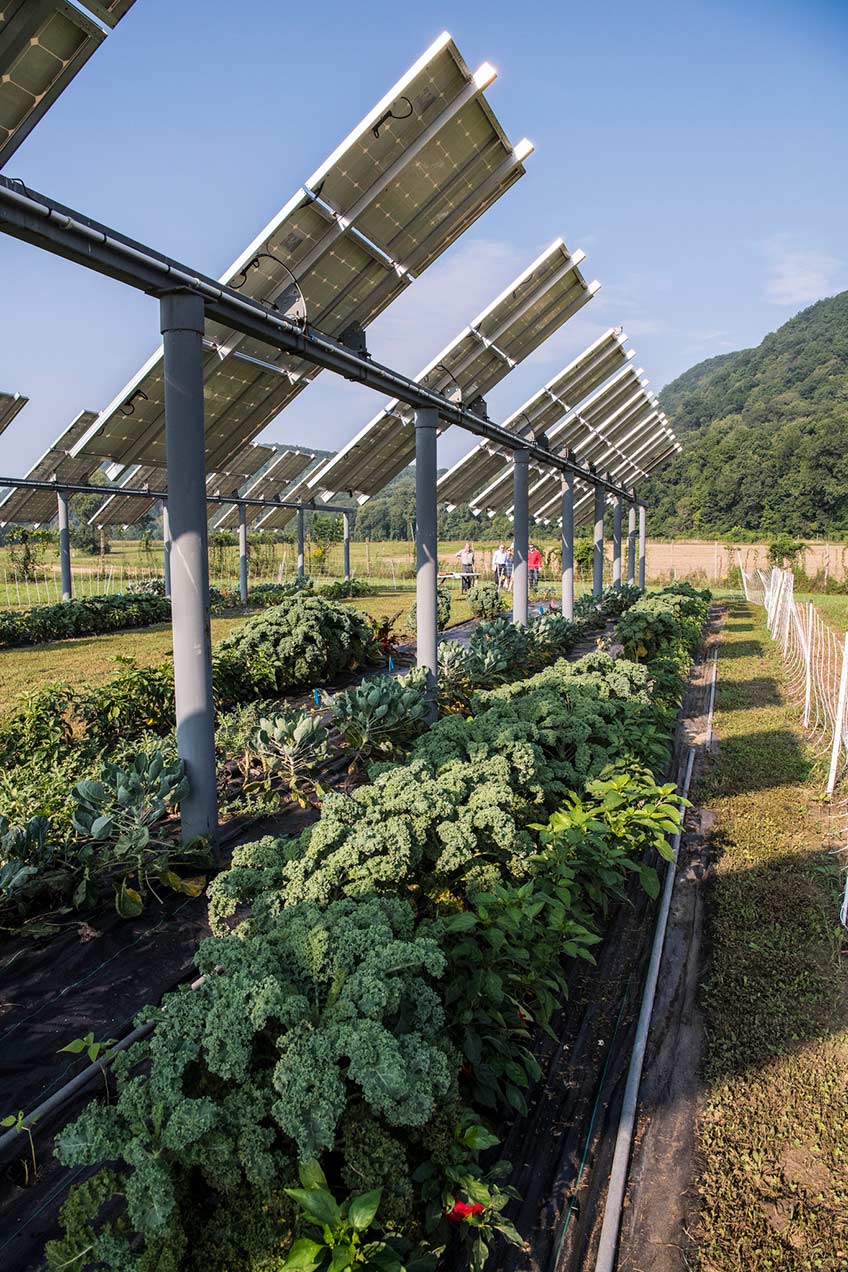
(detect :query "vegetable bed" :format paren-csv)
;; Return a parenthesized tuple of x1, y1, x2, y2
(25, 585, 709, 1271)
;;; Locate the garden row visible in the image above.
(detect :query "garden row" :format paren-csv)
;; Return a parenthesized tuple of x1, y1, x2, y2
(0, 576, 379, 648)
(0, 584, 637, 933)
(43, 581, 711, 1272)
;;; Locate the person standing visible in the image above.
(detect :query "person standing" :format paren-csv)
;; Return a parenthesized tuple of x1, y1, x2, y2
(492, 541, 507, 588)
(455, 541, 475, 594)
(503, 546, 514, 592)
(528, 542, 543, 591)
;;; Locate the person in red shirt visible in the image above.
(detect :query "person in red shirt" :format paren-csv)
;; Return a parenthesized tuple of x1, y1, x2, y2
(528, 543, 543, 591)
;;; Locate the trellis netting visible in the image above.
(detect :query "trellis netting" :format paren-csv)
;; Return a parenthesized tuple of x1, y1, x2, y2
(742, 565, 848, 924)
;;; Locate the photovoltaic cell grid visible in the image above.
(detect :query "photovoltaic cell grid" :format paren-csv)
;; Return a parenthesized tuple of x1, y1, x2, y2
(0, 0, 136, 166)
(69, 31, 532, 476)
(308, 239, 598, 504)
(0, 389, 28, 434)
(90, 464, 167, 526)
(0, 408, 99, 523)
(437, 327, 633, 510)
(254, 475, 315, 531)
(212, 449, 315, 529)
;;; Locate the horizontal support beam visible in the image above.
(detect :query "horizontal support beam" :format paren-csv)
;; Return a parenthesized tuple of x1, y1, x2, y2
(0, 177, 637, 502)
(0, 475, 354, 515)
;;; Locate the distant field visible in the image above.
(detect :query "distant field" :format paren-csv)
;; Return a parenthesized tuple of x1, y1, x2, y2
(794, 592, 848, 634)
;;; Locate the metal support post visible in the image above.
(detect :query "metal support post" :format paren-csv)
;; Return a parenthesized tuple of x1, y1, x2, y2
(297, 509, 305, 578)
(343, 512, 351, 581)
(162, 502, 172, 598)
(593, 483, 605, 598)
(238, 503, 248, 604)
(57, 489, 72, 600)
(827, 632, 848, 795)
(561, 471, 574, 620)
(414, 409, 439, 722)
(512, 448, 530, 627)
(160, 290, 217, 846)
(627, 503, 637, 584)
(638, 505, 647, 589)
(612, 494, 622, 589)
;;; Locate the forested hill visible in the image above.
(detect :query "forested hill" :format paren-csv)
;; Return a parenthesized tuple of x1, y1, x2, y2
(641, 290, 848, 536)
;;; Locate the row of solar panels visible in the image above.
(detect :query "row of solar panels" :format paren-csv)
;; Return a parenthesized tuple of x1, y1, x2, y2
(0, 27, 679, 533)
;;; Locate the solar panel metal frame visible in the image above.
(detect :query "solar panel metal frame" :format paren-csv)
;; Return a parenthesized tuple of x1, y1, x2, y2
(70, 31, 532, 475)
(79, 0, 137, 28)
(0, 0, 107, 167)
(0, 389, 28, 435)
(90, 463, 167, 526)
(0, 408, 99, 522)
(308, 240, 598, 504)
(437, 327, 633, 510)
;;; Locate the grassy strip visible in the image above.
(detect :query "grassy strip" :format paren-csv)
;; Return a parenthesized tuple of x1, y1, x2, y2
(695, 599, 848, 1268)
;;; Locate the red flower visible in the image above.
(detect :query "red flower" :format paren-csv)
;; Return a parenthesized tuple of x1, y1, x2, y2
(446, 1197, 485, 1223)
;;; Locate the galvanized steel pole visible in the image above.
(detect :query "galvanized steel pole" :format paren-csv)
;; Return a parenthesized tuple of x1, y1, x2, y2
(612, 494, 622, 589)
(162, 502, 172, 598)
(512, 448, 530, 627)
(638, 505, 647, 589)
(297, 509, 305, 578)
(593, 483, 605, 598)
(627, 503, 636, 584)
(160, 291, 217, 847)
(343, 513, 351, 581)
(57, 489, 72, 600)
(415, 409, 439, 722)
(238, 503, 248, 604)
(561, 471, 574, 620)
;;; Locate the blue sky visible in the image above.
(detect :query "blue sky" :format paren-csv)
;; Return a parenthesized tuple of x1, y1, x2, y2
(1, 0, 846, 475)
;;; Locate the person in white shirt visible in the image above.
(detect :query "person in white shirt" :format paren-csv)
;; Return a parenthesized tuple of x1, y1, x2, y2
(492, 541, 507, 588)
(455, 541, 475, 593)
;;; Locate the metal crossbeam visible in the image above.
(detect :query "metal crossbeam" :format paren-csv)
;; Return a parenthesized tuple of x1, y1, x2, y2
(0, 474, 353, 515)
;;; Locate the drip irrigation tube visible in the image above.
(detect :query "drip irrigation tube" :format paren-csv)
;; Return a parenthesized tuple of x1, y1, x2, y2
(593, 744, 696, 1272)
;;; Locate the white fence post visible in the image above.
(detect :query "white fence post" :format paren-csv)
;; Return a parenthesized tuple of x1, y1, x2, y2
(827, 633, 848, 796)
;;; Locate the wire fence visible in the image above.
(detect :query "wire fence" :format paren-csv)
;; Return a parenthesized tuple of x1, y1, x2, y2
(742, 565, 848, 924)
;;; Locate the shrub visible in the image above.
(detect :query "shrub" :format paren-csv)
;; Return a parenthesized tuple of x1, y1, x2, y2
(466, 581, 505, 620)
(408, 585, 451, 633)
(0, 593, 171, 648)
(218, 596, 376, 694)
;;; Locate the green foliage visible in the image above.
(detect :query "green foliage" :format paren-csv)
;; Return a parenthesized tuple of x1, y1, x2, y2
(219, 596, 376, 694)
(767, 533, 807, 568)
(642, 291, 848, 535)
(252, 709, 330, 804)
(465, 581, 505, 620)
(407, 585, 451, 634)
(0, 592, 171, 648)
(317, 577, 377, 600)
(325, 671, 430, 763)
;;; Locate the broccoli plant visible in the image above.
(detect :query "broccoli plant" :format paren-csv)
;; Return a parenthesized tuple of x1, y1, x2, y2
(408, 585, 451, 634)
(252, 709, 330, 804)
(325, 671, 430, 764)
(465, 581, 504, 620)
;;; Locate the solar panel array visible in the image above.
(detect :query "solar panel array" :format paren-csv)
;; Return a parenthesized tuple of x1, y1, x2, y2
(89, 463, 167, 526)
(0, 0, 137, 167)
(306, 239, 598, 504)
(212, 449, 314, 529)
(437, 327, 633, 510)
(0, 408, 99, 523)
(0, 388, 28, 435)
(69, 32, 533, 477)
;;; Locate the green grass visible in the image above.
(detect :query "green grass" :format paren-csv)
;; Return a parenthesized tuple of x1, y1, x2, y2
(694, 600, 848, 1268)
(795, 591, 848, 635)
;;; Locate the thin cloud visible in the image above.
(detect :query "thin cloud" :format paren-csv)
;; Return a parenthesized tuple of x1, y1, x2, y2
(762, 233, 842, 305)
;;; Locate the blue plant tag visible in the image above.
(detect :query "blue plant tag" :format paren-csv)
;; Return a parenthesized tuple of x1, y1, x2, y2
(388, 656, 395, 672)
(313, 689, 320, 705)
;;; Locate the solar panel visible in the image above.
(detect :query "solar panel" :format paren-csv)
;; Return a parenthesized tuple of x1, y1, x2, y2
(90, 464, 167, 526)
(0, 1, 136, 167)
(0, 408, 99, 523)
(212, 449, 314, 530)
(0, 388, 28, 434)
(70, 32, 532, 474)
(206, 442, 278, 494)
(469, 363, 649, 516)
(308, 240, 598, 503)
(437, 328, 633, 510)
(253, 476, 314, 531)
